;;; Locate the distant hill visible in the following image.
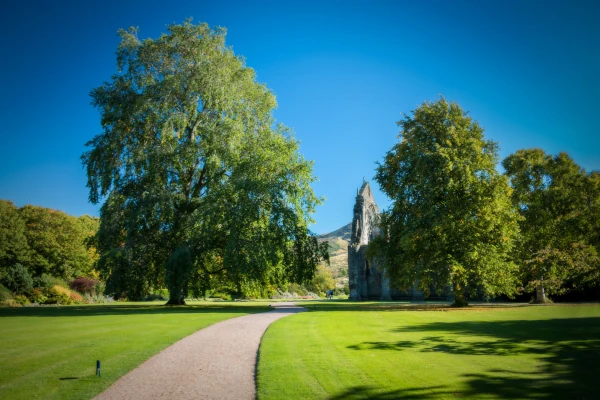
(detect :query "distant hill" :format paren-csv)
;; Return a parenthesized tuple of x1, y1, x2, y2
(317, 222, 351, 288)
(318, 222, 352, 242)
(318, 222, 351, 255)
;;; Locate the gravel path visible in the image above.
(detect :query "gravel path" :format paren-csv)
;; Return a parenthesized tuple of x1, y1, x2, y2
(94, 302, 304, 400)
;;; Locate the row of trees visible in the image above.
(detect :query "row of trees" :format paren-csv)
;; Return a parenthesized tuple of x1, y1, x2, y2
(0, 200, 99, 291)
(372, 98, 599, 305)
(82, 21, 328, 304)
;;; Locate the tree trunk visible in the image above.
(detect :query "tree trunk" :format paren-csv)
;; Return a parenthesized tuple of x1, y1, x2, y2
(535, 277, 546, 303)
(452, 281, 468, 307)
(165, 298, 186, 305)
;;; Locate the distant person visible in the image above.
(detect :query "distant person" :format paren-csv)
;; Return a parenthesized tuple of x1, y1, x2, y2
(326, 289, 334, 300)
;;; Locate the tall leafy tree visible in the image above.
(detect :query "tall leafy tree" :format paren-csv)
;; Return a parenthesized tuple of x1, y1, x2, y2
(82, 21, 326, 304)
(503, 149, 600, 302)
(373, 98, 519, 306)
(0, 200, 31, 274)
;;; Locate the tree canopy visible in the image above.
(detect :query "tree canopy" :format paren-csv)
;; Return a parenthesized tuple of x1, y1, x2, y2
(0, 200, 99, 283)
(503, 149, 600, 301)
(373, 98, 520, 306)
(82, 21, 327, 303)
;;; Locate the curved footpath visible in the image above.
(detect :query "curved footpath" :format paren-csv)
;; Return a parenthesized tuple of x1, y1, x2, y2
(94, 302, 304, 400)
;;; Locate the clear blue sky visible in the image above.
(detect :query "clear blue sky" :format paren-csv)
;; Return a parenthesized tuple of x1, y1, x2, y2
(1, 0, 598, 234)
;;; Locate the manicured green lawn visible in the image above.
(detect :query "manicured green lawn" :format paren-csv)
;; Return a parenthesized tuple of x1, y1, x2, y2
(0, 301, 269, 400)
(258, 302, 600, 399)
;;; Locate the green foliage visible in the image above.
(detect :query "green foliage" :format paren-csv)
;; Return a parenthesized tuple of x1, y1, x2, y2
(287, 282, 308, 296)
(306, 264, 335, 296)
(26, 287, 47, 304)
(19, 205, 99, 280)
(14, 294, 30, 306)
(0, 200, 31, 273)
(503, 149, 600, 300)
(44, 285, 73, 305)
(0, 283, 13, 302)
(83, 20, 327, 303)
(0, 263, 33, 295)
(33, 273, 66, 290)
(374, 98, 520, 305)
(99, 248, 151, 300)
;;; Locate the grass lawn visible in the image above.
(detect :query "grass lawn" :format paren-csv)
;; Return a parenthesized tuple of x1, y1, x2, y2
(0, 301, 270, 400)
(257, 302, 600, 399)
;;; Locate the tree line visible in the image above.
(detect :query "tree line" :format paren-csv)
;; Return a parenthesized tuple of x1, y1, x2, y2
(372, 98, 600, 305)
(0, 200, 99, 299)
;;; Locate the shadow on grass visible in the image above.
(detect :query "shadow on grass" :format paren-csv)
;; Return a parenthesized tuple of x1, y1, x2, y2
(347, 317, 600, 399)
(301, 300, 536, 313)
(0, 303, 271, 318)
(328, 385, 453, 399)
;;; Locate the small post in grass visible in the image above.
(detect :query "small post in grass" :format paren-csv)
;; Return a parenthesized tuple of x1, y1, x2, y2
(96, 360, 101, 377)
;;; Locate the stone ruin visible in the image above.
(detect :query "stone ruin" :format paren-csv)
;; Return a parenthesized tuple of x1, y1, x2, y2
(348, 180, 448, 300)
(348, 181, 391, 300)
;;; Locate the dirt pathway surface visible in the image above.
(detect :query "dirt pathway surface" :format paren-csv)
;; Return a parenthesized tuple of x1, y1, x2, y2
(94, 302, 304, 400)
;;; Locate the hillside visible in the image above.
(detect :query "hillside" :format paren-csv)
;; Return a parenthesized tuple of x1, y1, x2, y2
(318, 222, 351, 289)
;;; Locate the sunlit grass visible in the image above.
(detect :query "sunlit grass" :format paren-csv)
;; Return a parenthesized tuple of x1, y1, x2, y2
(257, 303, 600, 399)
(0, 301, 269, 400)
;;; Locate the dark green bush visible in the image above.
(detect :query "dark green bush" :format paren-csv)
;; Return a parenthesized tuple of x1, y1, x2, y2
(33, 273, 66, 290)
(0, 283, 13, 302)
(0, 264, 33, 294)
(210, 292, 232, 301)
(144, 293, 166, 301)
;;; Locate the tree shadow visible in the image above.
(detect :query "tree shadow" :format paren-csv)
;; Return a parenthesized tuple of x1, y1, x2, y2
(347, 317, 600, 399)
(0, 303, 271, 317)
(327, 385, 453, 400)
(302, 301, 535, 313)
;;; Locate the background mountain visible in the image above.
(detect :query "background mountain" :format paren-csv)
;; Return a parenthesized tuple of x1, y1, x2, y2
(317, 222, 351, 289)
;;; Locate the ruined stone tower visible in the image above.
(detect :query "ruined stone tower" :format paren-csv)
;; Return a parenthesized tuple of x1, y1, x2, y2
(348, 181, 391, 300)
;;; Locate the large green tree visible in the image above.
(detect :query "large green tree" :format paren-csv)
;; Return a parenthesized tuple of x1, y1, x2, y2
(373, 98, 520, 306)
(82, 21, 326, 304)
(0, 200, 31, 274)
(503, 149, 600, 302)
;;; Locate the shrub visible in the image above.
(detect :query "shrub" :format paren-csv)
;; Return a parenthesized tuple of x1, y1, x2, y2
(0, 284, 13, 302)
(94, 281, 106, 295)
(44, 285, 73, 305)
(210, 292, 232, 301)
(70, 277, 100, 294)
(3, 299, 21, 307)
(27, 288, 47, 304)
(14, 295, 30, 306)
(1, 264, 33, 294)
(144, 293, 166, 301)
(69, 291, 84, 303)
(34, 274, 67, 290)
(287, 283, 307, 296)
(83, 293, 114, 304)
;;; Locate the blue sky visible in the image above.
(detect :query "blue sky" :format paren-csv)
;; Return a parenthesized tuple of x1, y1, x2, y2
(0, 0, 598, 234)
